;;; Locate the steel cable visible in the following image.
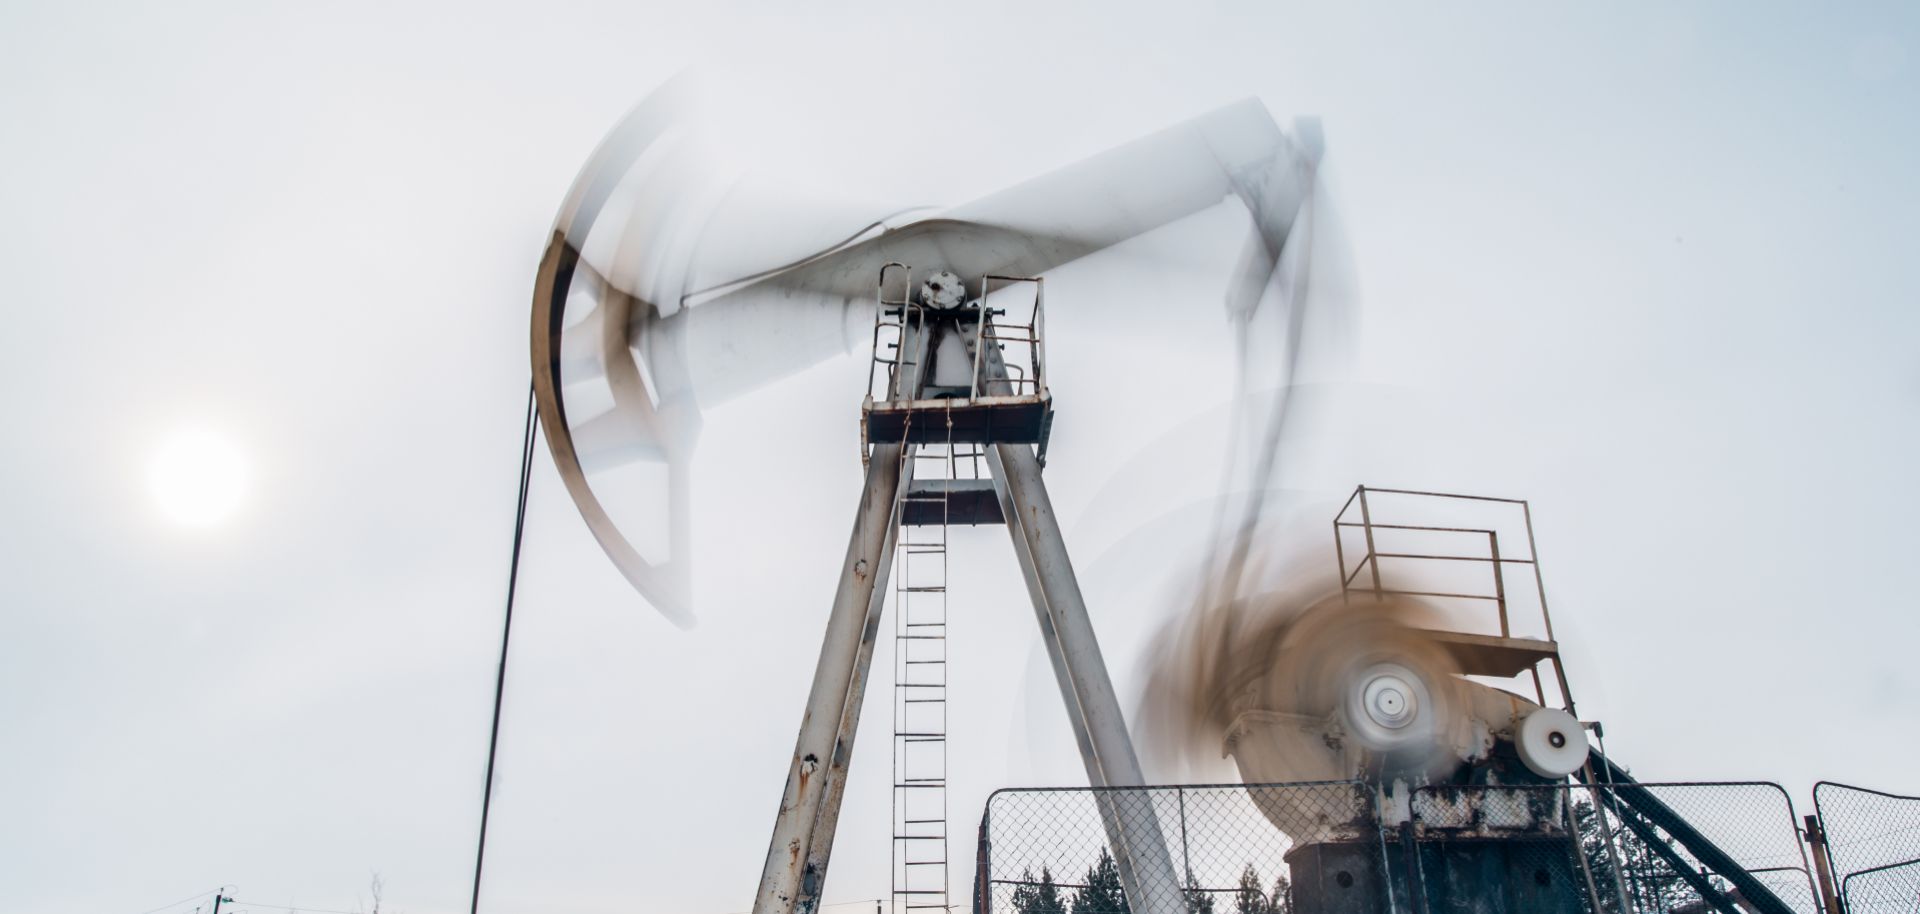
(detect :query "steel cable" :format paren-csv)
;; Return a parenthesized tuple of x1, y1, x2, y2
(470, 383, 539, 914)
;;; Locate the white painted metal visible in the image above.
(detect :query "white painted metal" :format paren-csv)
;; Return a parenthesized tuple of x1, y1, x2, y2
(753, 326, 931, 914)
(985, 442, 1186, 914)
(1515, 708, 1587, 778)
(752, 438, 909, 914)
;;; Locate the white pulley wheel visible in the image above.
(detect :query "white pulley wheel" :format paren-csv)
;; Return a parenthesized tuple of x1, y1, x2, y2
(1515, 708, 1586, 778)
(1344, 662, 1436, 752)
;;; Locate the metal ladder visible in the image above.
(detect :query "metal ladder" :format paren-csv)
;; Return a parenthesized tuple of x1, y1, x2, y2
(891, 421, 980, 914)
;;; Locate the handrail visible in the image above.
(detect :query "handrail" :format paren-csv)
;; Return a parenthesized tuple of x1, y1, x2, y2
(976, 275, 1045, 400)
(1582, 753, 1802, 914)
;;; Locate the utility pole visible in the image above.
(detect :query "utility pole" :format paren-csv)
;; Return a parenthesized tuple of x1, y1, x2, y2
(210, 894, 234, 914)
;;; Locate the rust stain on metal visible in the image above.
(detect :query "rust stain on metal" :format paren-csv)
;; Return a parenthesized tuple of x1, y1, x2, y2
(1414, 785, 1568, 838)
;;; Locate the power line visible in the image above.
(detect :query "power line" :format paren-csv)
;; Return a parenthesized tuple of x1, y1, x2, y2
(137, 888, 228, 914)
(228, 902, 358, 914)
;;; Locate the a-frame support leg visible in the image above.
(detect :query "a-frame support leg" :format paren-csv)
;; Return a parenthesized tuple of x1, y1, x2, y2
(754, 439, 911, 914)
(755, 320, 931, 914)
(986, 442, 1186, 914)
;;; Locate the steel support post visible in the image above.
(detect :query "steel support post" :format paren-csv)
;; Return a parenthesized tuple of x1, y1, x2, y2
(985, 442, 1186, 914)
(1804, 815, 1843, 914)
(755, 322, 930, 914)
(753, 440, 909, 914)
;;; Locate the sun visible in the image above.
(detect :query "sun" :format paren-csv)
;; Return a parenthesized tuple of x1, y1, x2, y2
(149, 427, 251, 527)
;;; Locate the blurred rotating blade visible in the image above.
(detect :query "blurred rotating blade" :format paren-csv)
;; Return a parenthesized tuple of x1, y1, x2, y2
(680, 100, 1324, 407)
(532, 80, 1324, 625)
(1146, 591, 1466, 786)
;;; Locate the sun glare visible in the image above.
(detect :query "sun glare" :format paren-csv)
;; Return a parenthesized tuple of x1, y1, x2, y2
(150, 427, 250, 527)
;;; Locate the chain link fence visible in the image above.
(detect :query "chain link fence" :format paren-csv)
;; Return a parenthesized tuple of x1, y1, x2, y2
(1410, 782, 1818, 914)
(978, 781, 1817, 914)
(979, 782, 1389, 914)
(1814, 782, 1920, 914)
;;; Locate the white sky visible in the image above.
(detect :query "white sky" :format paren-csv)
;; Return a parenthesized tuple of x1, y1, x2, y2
(2, 3, 1916, 914)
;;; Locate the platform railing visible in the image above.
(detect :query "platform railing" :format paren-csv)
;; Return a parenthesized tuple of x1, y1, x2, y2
(1333, 485, 1573, 711)
(972, 275, 1046, 400)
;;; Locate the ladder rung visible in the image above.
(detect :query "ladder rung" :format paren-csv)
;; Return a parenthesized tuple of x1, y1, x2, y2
(895, 476, 950, 914)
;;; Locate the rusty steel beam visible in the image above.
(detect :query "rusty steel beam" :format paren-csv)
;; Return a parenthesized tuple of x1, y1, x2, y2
(753, 325, 932, 914)
(985, 442, 1185, 914)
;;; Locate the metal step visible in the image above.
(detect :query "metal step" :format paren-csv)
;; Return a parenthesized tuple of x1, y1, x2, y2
(1415, 629, 1560, 678)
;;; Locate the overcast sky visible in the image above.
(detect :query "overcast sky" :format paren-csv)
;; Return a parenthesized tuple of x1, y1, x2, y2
(2, 3, 1917, 914)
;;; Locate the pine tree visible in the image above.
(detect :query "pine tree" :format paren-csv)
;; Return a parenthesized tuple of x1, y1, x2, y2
(1268, 874, 1292, 914)
(1233, 864, 1268, 914)
(1013, 867, 1067, 914)
(1070, 849, 1131, 914)
(1012, 869, 1040, 914)
(1573, 797, 1701, 913)
(1183, 867, 1215, 914)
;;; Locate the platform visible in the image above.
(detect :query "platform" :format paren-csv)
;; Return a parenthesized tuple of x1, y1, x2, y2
(901, 478, 1004, 526)
(1417, 629, 1560, 679)
(864, 395, 1052, 446)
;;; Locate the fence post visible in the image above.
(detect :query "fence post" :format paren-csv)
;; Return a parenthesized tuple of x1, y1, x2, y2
(1398, 820, 1429, 914)
(1583, 773, 1635, 914)
(1804, 814, 1843, 914)
(1177, 787, 1192, 886)
(975, 808, 992, 914)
